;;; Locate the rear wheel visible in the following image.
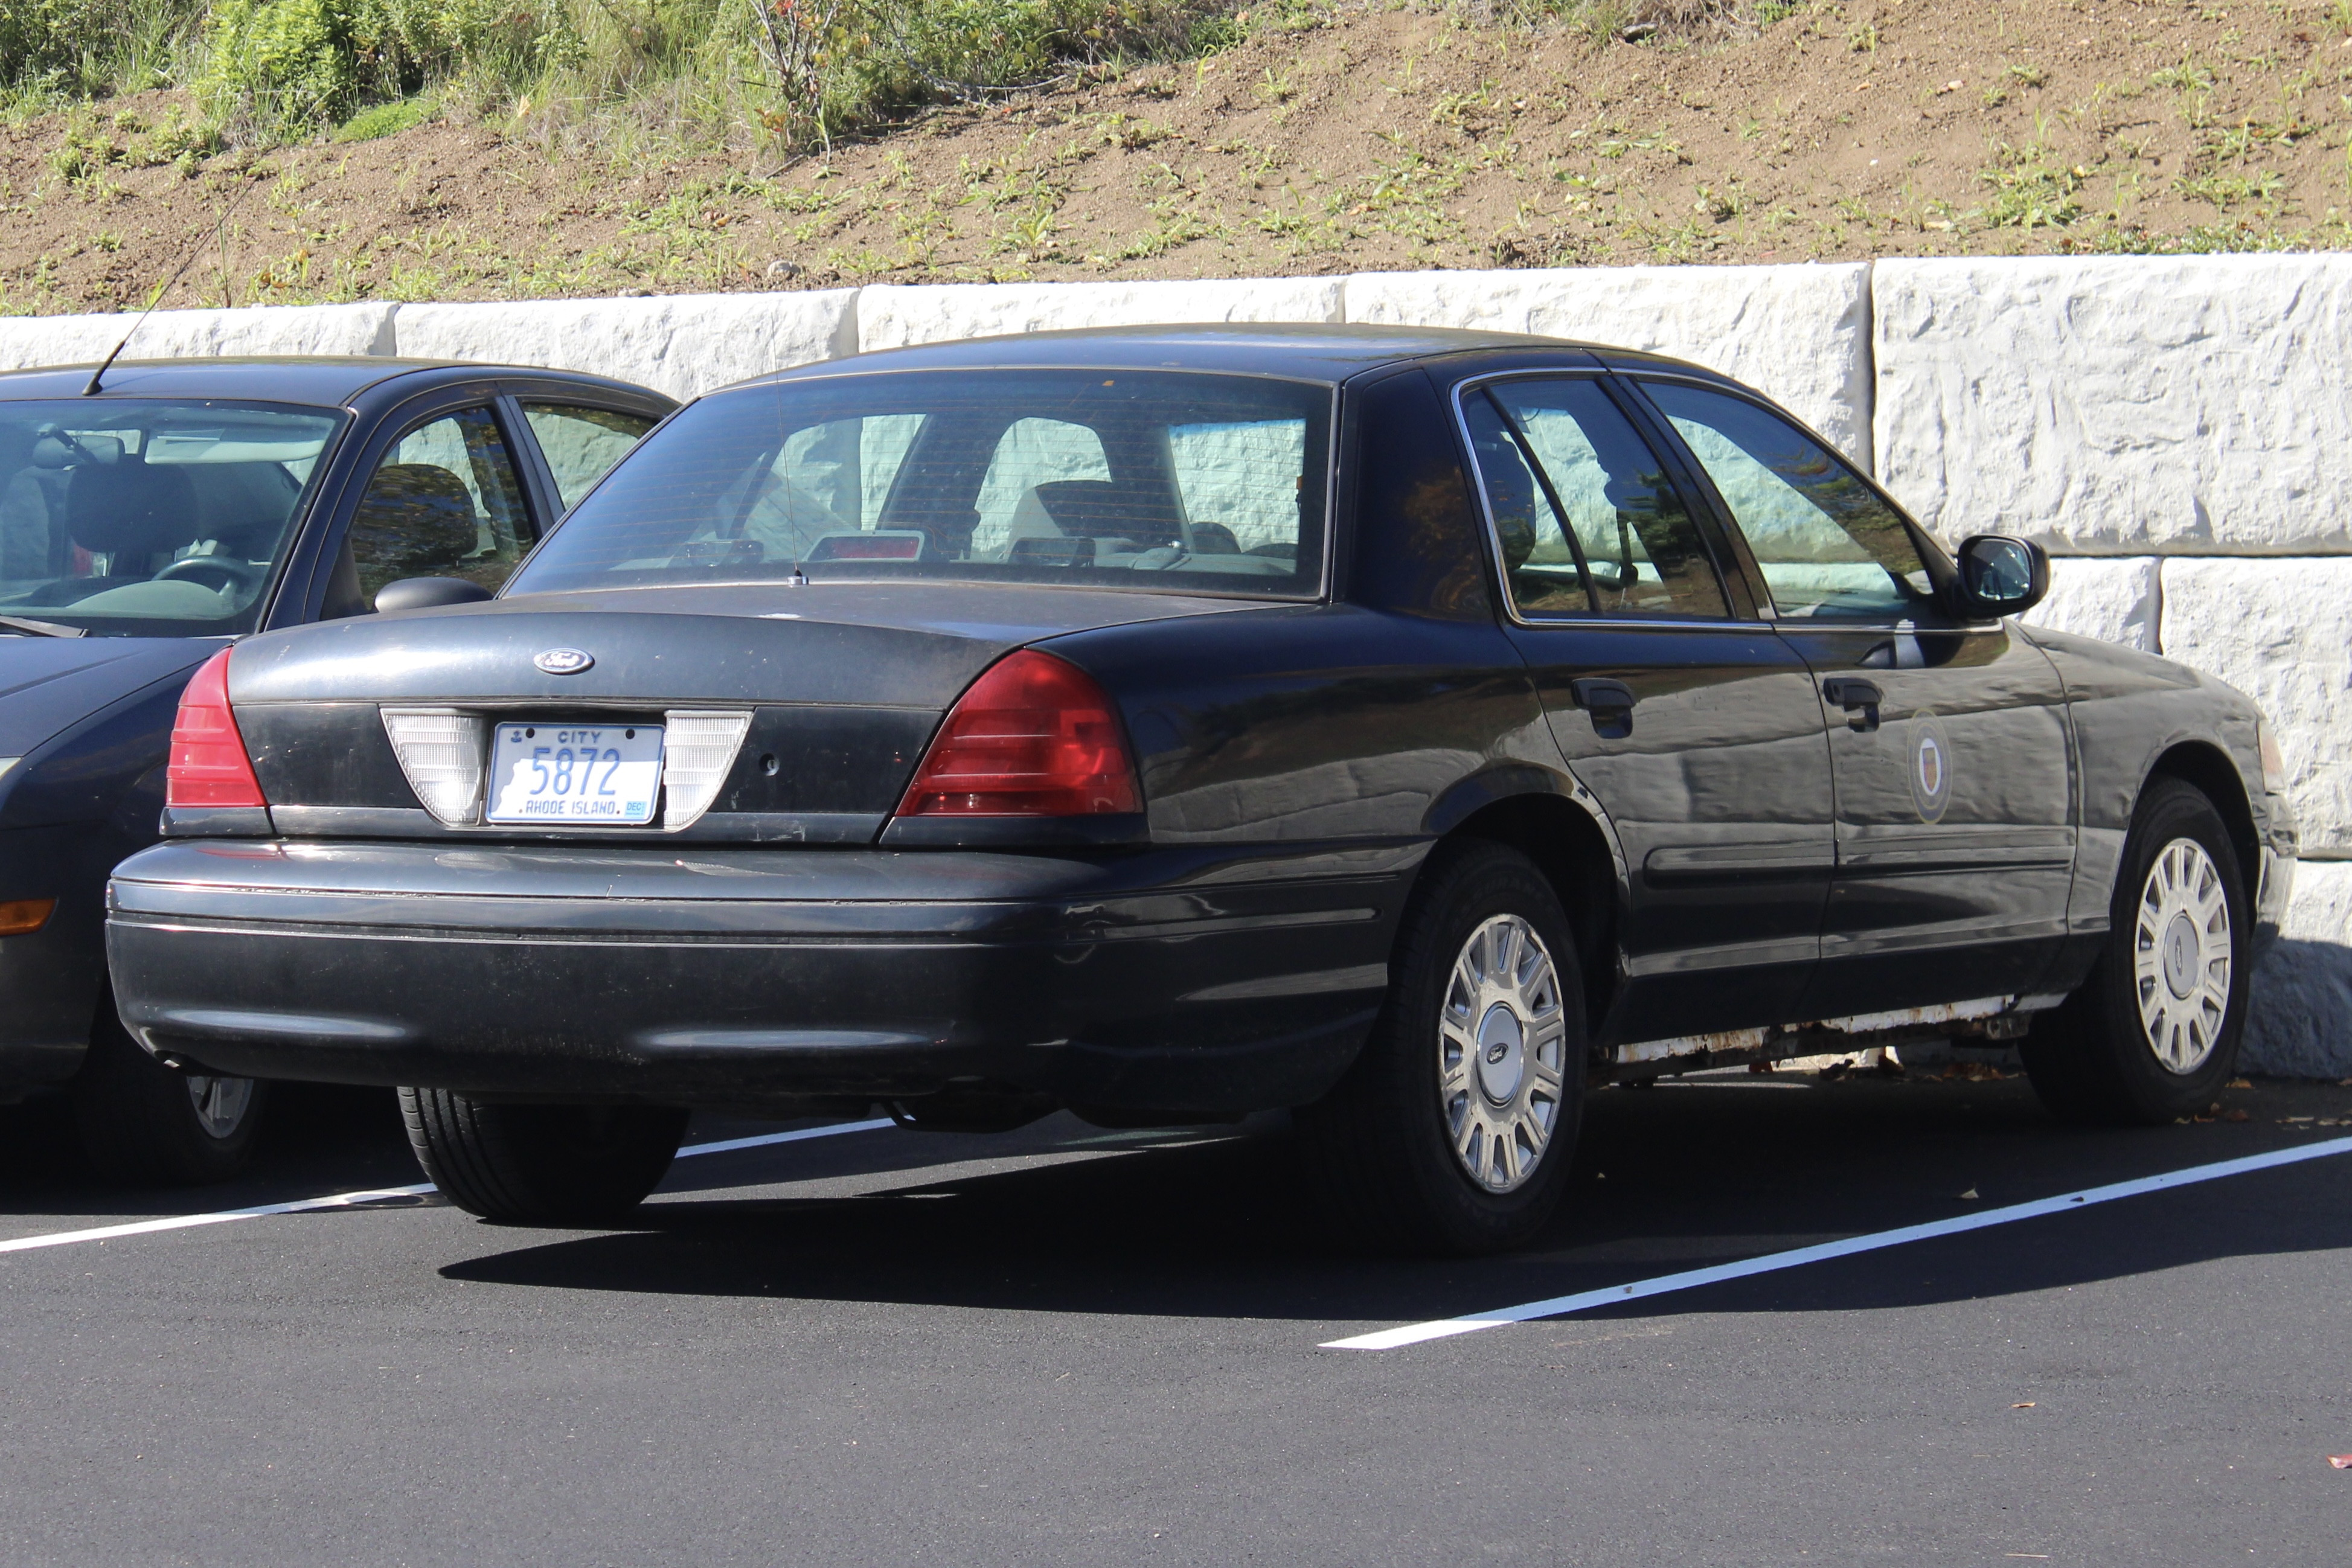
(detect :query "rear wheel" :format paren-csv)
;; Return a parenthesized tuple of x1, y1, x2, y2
(399, 1087, 688, 1224)
(74, 999, 266, 1186)
(1295, 840, 1586, 1255)
(2021, 778, 2251, 1125)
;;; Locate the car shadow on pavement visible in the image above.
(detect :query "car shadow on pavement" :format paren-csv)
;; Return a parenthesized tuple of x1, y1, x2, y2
(439, 1074, 2352, 1329)
(0, 1082, 417, 1222)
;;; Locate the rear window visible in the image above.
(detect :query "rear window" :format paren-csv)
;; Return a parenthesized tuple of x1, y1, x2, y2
(508, 369, 1331, 599)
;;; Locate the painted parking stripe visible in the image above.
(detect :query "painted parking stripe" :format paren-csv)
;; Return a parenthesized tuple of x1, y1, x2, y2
(0, 1116, 896, 1258)
(1322, 1134, 2352, 1351)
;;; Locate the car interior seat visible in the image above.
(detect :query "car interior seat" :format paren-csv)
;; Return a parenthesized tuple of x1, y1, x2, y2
(65, 458, 202, 570)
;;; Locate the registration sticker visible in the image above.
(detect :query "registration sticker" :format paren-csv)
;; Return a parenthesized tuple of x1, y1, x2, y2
(485, 723, 663, 825)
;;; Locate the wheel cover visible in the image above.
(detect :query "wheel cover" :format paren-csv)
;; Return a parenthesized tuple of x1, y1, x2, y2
(1438, 914, 1566, 1193)
(184, 1074, 255, 1141)
(2132, 836, 2234, 1075)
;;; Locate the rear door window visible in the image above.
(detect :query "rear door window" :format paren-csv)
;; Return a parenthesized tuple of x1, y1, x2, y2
(519, 403, 660, 513)
(1463, 377, 1729, 620)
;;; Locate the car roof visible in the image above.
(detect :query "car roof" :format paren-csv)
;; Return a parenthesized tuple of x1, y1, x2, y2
(0, 357, 667, 408)
(741, 321, 1741, 391)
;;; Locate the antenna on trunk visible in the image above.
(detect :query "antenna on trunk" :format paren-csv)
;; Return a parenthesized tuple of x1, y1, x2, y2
(85, 177, 258, 397)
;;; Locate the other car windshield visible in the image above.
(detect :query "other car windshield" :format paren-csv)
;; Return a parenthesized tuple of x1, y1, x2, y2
(0, 399, 340, 636)
(510, 369, 1331, 599)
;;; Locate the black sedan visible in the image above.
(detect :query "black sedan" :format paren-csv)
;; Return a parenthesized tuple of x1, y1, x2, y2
(2, 356, 673, 1182)
(103, 326, 2295, 1250)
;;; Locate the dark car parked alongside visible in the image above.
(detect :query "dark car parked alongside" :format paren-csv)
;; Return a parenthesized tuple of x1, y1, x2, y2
(1, 357, 673, 1181)
(104, 326, 2295, 1248)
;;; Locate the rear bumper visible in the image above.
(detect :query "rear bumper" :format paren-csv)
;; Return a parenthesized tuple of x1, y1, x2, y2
(106, 837, 1417, 1112)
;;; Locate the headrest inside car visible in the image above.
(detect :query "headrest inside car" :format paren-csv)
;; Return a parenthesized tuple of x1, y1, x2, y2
(349, 463, 479, 574)
(65, 458, 201, 558)
(1032, 481, 1181, 548)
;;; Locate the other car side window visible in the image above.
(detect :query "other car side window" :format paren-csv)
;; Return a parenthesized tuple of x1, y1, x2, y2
(347, 406, 531, 601)
(1641, 381, 1934, 622)
(519, 403, 660, 514)
(1463, 377, 1729, 619)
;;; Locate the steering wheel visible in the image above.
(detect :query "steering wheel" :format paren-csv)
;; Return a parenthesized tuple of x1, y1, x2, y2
(155, 556, 268, 598)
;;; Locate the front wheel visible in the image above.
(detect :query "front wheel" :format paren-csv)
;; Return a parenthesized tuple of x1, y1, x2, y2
(399, 1088, 688, 1224)
(1295, 840, 1587, 1255)
(2021, 778, 2251, 1125)
(74, 999, 267, 1185)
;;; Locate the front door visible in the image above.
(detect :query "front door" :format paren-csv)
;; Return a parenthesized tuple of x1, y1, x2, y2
(1636, 379, 2076, 1017)
(1457, 374, 1835, 1042)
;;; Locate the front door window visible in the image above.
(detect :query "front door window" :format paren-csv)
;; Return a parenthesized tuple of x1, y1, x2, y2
(347, 406, 531, 603)
(1642, 381, 1933, 623)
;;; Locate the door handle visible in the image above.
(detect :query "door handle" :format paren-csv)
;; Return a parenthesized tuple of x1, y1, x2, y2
(1821, 677, 1883, 733)
(1570, 677, 1638, 739)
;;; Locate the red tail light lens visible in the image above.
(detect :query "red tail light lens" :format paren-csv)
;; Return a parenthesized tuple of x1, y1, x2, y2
(897, 650, 1141, 818)
(165, 648, 266, 809)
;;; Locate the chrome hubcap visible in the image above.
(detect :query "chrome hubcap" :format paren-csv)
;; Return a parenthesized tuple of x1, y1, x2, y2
(2133, 837, 2233, 1075)
(1440, 914, 1565, 1193)
(185, 1074, 255, 1141)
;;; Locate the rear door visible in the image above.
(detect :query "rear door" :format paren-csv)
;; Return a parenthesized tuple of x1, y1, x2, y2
(1632, 377, 2075, 1017)
(1454, 372, 1835, 1042)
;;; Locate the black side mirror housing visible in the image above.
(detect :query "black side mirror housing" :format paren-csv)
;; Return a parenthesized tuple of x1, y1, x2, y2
(374, 577, 495, 614)
(1949, 535, 2049, 619)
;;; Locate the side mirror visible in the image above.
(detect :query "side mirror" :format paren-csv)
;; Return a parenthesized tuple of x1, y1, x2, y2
(374, 577, 495, 613)
(1949, 535, 2048, 619)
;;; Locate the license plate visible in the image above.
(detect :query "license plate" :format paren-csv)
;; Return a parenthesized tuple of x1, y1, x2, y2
(485, 722, 664, 825)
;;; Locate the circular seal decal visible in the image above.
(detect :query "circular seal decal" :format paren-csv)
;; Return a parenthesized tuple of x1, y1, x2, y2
(1909, 708, 1954, 824)
(533, 647, 594, 676)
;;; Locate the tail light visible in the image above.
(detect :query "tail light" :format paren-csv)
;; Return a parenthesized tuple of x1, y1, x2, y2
(897, 649, 1141, 818)
(165, 648, 266, 809)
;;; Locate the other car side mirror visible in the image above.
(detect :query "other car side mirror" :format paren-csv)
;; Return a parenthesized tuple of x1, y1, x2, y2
(375, 577, 495, 613)
(1949, 535, 2048, 619)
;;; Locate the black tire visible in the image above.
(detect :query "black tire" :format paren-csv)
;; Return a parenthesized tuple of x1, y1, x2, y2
(73, 997, 267, 1186)
(1295, 839, 1587, 1255)
(2021, 778, 2252, 1125)
(398, 1087, 688, 1224)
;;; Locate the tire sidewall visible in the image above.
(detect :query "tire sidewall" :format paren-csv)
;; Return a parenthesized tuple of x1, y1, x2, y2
(2092, 781, 2252, 1119)
(1377, 842, 1586, 1252)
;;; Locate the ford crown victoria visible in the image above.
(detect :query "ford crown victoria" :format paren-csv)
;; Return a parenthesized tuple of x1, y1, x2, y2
(102, 326, 2293, 1248)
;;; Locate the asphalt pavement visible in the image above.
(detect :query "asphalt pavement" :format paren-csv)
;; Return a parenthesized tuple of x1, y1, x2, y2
(2, 1065, 2348, 1567)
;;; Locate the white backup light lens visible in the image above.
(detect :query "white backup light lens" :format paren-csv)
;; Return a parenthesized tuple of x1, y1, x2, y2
(380, 708, 489, 825)
(660, 711, 752, 829)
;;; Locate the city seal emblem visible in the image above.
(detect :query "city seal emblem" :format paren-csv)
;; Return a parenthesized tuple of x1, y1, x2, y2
(533, 647, 594, 676)
(1909, 708, 1953, 824)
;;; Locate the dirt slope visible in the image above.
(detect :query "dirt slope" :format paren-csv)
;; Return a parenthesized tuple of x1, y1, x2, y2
(4, 1, 2349, 313)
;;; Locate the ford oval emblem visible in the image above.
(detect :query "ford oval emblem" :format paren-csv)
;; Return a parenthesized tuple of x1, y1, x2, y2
(534, 647, 594, 676)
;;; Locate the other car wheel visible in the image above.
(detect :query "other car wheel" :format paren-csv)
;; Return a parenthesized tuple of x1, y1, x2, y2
(1296, 841, 1586, 1255)
(2021, 778, 2251, 1125)
(72, 993, 266, 1185)
(398, 1087, 690, 1224)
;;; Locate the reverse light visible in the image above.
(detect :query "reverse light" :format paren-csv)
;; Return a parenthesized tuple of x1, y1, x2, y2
(659, 710, 754, 829)
(381, 708, 489, 825)
(2257, 718, 2287, 796)
(165, 648, 266, 809)
(898, 650, 1141, 818)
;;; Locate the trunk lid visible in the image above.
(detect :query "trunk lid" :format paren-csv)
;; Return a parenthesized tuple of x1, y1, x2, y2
(226, 582, 1245, 836)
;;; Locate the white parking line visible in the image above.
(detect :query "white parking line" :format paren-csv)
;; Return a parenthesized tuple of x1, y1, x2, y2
(0, 1116, 896, 1258)
(1322, 1134, 2352, 1351)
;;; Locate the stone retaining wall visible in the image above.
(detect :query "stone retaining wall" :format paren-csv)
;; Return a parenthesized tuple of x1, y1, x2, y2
(11, 259, 2345, 1072)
